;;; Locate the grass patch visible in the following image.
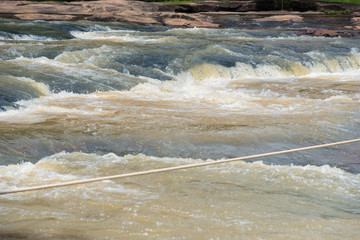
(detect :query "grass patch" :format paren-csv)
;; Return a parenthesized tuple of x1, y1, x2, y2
(314, 0, 360, 4)
(323, 9, 353, 14)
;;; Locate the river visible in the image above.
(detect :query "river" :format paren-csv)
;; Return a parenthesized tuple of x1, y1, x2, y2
(0, 18, 359, 239)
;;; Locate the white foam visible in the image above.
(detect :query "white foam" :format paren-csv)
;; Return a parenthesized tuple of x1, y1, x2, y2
(0, 33, 56, 41)
(8, 55, 127, 91)
(0, 67, 357, 124)
(0, 152, 358, 198)
(70, 31, 160, 43)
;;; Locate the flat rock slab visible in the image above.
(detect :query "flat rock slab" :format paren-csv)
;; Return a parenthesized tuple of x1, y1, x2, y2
(0, 0, 360, 32)
(14, 13, 82, 21)
(254, 15, 303, 22)
(0, 0, 219, 27)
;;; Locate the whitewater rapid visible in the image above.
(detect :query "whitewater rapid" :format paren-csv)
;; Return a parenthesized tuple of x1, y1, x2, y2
(0, 19, 359, 239)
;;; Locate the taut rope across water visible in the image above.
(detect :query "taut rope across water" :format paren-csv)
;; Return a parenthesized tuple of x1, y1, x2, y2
(1, 138, 360, 195)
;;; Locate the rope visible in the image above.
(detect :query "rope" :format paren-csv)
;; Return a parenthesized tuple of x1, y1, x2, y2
(1, 138, 360, 195)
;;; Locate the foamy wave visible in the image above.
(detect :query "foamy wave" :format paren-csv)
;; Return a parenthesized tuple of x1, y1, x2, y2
(1, 152, 359, 198)
(0, 33, 56, 41)
(0, 72, 357, 123)
(188, 54, 360, 82)
(0, 75, 50, 110)
(1, 76, 50, 96)
(70, 31, 161, 43)
(85, 25, 114, 32)
(54, 44, 114, 64)
(165, 27, 217, 35)
(122, 64, 358, 110)
(264, 35, 328, 41)
(0, 91, 109, 123)
(8, 55, 146, 91)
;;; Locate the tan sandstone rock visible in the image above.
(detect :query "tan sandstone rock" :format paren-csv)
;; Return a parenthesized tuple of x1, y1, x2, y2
(255, 15, 303, 22)
(0, 0, 218, 28)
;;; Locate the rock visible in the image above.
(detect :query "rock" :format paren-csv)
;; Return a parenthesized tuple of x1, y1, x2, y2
(303, 29, 339, 37)
(0, 0, 228, 27)
(162, 17, 218, 28)
(316, 29, 338, 37)
(299, 28, 355, 38)
(14, 13, 80, 21)
(1, 0, 360, 30)
(352, 17, 360, 23)
(254, 15, 303, 22)
(0, 0, 217, 28)
(159, 12, 219, 27)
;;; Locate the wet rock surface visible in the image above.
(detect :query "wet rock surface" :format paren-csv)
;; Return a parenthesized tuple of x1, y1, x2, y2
(299, 28, 357, 37)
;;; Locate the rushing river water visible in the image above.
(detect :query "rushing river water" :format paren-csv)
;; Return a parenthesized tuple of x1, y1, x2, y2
(0, 18, 360, 239)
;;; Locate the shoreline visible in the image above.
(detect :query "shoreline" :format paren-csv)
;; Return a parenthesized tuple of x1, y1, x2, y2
(0, 0, 360, 36)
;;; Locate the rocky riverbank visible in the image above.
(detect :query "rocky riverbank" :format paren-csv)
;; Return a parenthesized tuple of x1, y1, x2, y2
(0, 0, 360, 36)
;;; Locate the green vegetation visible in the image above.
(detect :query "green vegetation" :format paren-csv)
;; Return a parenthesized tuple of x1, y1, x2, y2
(323, 9, 352, 14)
(315, 0, 360, 4)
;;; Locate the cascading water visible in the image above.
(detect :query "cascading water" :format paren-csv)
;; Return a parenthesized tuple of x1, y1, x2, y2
(0, 19, 359, 239)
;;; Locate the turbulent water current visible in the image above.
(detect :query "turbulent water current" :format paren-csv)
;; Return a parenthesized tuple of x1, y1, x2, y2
(0, 18, 360, 239)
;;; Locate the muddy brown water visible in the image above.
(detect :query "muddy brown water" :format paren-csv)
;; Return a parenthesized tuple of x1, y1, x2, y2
(0, 19, 359, 239)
